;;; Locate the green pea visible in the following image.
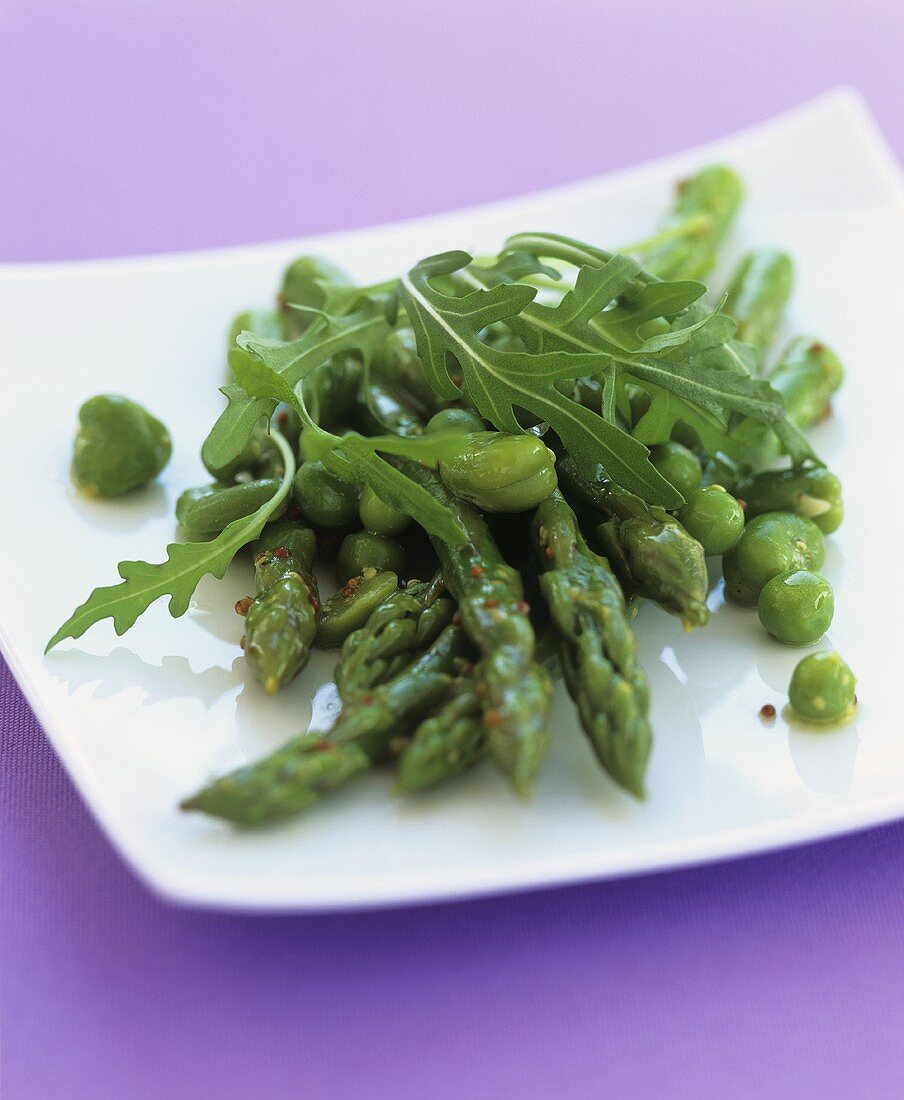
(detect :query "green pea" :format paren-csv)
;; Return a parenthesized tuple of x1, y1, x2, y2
(737, 467, 843, 535)
(177, 479, 285, 536)
(722, 512, 825, 607)
(292, 461, 359, 528)
(336, 531, 407, 584)
(677, 485, 744, 555)
(439, 431, 557, 512)
(757, 570, 834, 645)
(650, 442, 702, 498)
(358, 485, 411, 536)
(788, 652, 857, 723)
(425, 408, 485, 435)
(71, 394, 171, 497)
(226, 309, 285, 351)
(316, 571, 400, 649)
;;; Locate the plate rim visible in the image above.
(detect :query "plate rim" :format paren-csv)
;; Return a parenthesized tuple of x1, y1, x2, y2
(3, 86, 904, 912)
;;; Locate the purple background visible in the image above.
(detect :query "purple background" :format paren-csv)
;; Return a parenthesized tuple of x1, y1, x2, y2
(3, 1, 903, 1096)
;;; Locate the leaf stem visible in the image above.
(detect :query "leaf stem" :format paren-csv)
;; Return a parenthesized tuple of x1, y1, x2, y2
(614, 213, 710, 256)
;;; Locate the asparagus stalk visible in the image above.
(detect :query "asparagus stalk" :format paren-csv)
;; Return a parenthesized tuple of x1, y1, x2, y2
(241, 522, 320, 694)
(533, 493, 652, 797)
(395, 631, 562, 794)
(641, 166, 744, 280)
(335, 574, 455, 700)
(723, 250, 794, 367)
(394, 678, 485, 794)
(181, 624, 465, 825)
(557, 454, 708, 629)
(399, 461, 553, 797)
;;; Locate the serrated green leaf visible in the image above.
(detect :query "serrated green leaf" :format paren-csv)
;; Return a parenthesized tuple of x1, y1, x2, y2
(232, 335, 468, 468)
(201, 376, 274, 473)
(201, 303, 390, 471)
(230, 335, 469, 545)
(400, 251, 681, 506)
(46, 433, 296, 651)
(495, 231, 813, 466)
(504, 231, 613, 270)
(470, 250, 562, 286)
(330, 449, 468, 546)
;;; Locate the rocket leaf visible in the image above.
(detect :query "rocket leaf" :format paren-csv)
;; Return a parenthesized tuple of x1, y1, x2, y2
(47, 433, 297, 651)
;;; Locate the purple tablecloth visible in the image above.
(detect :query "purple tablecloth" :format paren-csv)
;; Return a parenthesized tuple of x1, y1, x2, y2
(3, 2, 903, 1096)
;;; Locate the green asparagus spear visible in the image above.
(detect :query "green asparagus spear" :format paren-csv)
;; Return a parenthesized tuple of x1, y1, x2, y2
(181, 624, 465, 825)
(395, 631, 561, 794)
(394, 677, 484, 793)
(241, 521, 320, 694)
(316, 570, 401, 649)
(330, 622, 467, 761)
(533, 492, 652, 796)
(557, 454, 709, 628)
(348, 371, 553, 792)
(399, 462, 553, 796)
(723, 250, 794, 365)
(770, 336, 844, 428)
(641, 166, 744, 280)
(726, 336, 845, 472)
(335, 575, 455, 700)
(181, 737, 370, 826)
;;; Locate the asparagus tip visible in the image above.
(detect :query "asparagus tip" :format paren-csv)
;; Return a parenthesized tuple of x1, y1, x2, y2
(681, 604, 709, 631)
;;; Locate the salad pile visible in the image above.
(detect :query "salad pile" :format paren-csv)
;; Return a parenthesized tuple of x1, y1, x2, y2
(49, 166, 855, 826)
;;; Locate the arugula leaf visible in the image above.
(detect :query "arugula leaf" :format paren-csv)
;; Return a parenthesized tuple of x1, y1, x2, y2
(461, 252, 761, 441)
(510, 260, 779, 429)
(400, 251, 682, 507)
(494, 232, 814, 463)
(201, 303, 389, 473)
(230, 337, 465, 469)
(328, 449, 467, 546)
(504, 231, 613, 270)
(201, 376, 275, 470)
(46, 434, 297, 651)
(230, 335, 468, 545)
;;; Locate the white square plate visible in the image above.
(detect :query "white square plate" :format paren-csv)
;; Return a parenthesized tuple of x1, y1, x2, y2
(2, 90, 903, 911)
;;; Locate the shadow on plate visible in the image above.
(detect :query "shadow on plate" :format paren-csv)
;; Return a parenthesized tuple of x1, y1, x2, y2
(44, 646, 238, 708)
